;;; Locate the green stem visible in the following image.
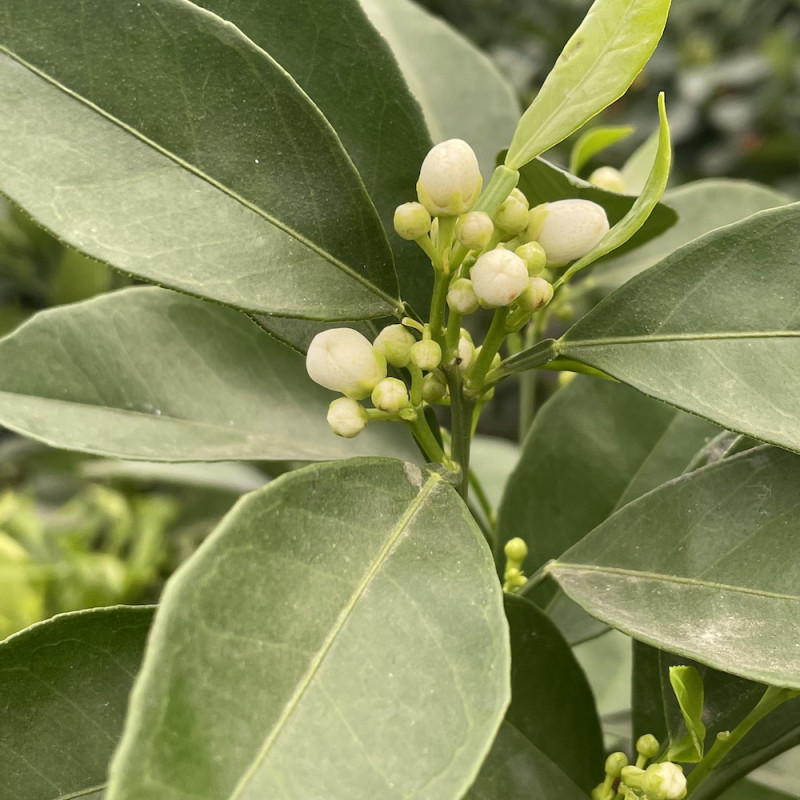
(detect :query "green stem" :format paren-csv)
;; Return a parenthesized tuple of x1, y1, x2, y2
(465, 307, 509, 396)
(415, 234, 442, 271)
(468, 467, 496, 538)
(404, 411, 449, 467)
(408, 364, 424, 407)
(686, 686, 800, 794)
(428, 269, 450, 344)
(518, 313, 546, 438)
(447, 368, 475, 500)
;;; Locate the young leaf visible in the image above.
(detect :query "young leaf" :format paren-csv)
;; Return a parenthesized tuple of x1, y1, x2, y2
(0, 288, 418, 462)
(569, 124, 635, 176)
(549, 446, 800, 688)
(667, 665, 707, 762)
(0, 0, 400, 320)
(504, 0, 671, 169)
(0, 606, 153, 800)
(107, 459, 510, 800)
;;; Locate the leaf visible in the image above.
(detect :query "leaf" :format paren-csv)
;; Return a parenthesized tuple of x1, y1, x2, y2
(505, 0, 671, 169)
(107, 459, 510, 800)
(569, 124, 635, 176)
(589, 179, 792, 293)
(549, 446, 800, 688)
(502, 595, 605, 792)
(0, 606, 153, 800)
(0, 0, 400, 320)
(555, 93, 671, 287)
(359, 0, 520, 179)
(716, 780, 797, 800)
(667, 665, 706, 761)
(554, 204, 800, 454)
(0, 287, 418, 462)
(464, 722, 590, 800)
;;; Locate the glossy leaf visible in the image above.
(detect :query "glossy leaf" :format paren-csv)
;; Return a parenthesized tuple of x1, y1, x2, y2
(0, 0, 400, 320)
(107, 459, 510, 800)
(667, 665, 706, 761)
(0, 606, 153, 800)
(716, 780, 797, 800)
(556, 93, 671, 287)
(0, 288, 418, 462)
(549, 446, 800, 688)
(505, 0, 671, 169)
(465, 722, 590, 800)
(555, 204, 800, 453)
(359, 0, 520, 179)
(569, 124, 635, 176)
(590, 179, 792, 292)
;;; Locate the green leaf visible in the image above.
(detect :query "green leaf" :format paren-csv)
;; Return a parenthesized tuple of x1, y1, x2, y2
(503, 595, 604, 792)
(716, 780, 797, 800)
(0, 0, 399, 320)
(549, 446, 800, 688)
(464, 722, 590, 800)
(359, 0, 520, 179)
(589, 179, 792, 293)
(505, 0, 671, 169)
(569, 124, 635, 176)
(0, 288, 418, 462)
(555, 93, 671, 287)
(555, 204, 800, 453)
(667, 665, 706, 761)
(107, 459, 510, 800)
(0, 606, 153, 800)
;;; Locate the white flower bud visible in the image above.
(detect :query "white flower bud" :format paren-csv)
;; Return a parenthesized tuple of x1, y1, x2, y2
(410, 339, 442, 371)
(455, 211, 493, 250)
(589, 166, 627, 194)
(517, 276, 554, 312)
(393, 201, 432, 240)
(457, 333, 475, 374)
(528, 199, 610, 267)
(373, 324, 416, 368)
(306, 328, 387, 400)
(326, 397, 368, 438)
(421, 370, 448, 403)
(447, 278, 479, 315)
(416, 139, 483, 217)
(515, 241, 547, 275)
(371, 378, 410, 413)
(494, 190, 529, 234)
(641, 763, 687, 800)
(470, 248, 529, 308)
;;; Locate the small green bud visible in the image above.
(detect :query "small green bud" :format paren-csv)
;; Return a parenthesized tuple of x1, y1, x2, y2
(470, 248, 529, 308)
(641, 763, 687, 800)
(457, 333, 476, 374)
(421, 370, 448, 403)
(515, 241, 547, 275)
(528, 199, 610, 267)
(504, 537, 528, 564)
(605, 752, 629, 778)
(447, 277, 480, 315)
(494, 191, 529, 235)
(306, 328, 387, 400)
(326, 397, 368, 438)
(455, 211, 494, 250)
(517, 276, 554, 313)
(371, 378, 411, 413)
(393, 201, 432, 240)
(416, 139, 483, 217)
(636, 734, 660, 761)
(589, 166, 627, 194)
(373, 324, 416, 368)
(410, 339, 442, 371)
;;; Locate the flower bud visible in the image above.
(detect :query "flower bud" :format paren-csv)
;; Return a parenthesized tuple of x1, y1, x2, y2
(371, 378, 411, 413)
(457, 333, 476, 373)
(326, 397, 368, 438)
(515, 241, 547, 275)
(636, 734, 660, 761)
(605, 752, 629, 779)
(455, 211, 494, 250)
(641, 763, 687, 800)
(494, 189, 529, 235)
(447, 278, 479, 315)
(528, 199, 610, 267)
(306, 328, 387, 400)
(504, 537, 528, 563)
(421, 370, 448, 403)
(373, 324, 416, 368)
(470, 248, 529, 308)
(416, 139, 483, 217)
(517, 276, 554, 312)
(589, 166, 627, 194)
(393, 201, 432, 240)
(410, 339, 442, 371)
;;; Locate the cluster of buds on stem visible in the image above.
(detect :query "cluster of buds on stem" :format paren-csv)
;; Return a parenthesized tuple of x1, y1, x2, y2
(502, 537, 529, 592)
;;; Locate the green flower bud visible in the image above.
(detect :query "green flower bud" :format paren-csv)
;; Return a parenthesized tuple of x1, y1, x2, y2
(517, 276, 554, 313)
(421, 370, 448, 403)
(416, 139, 483, 217)
(306, 328, 387, 400)
(470, 248, 529, 308)
(605, 752, 629, 778)
(589, 166, 627, 194)
(371, 377, 411, 413)
(515, 241, 547, 275)
(504, 537, 528, 563)
(393, 201, 432, 240)
(410, 339, 442, 371)
(326, 397, 368, 438)
(636, 734, 661, 761)
(494, 190, 530, 235)
(455, 211, 494, 250)
(641, 763, 687, 800)
(457, 333, 476, 374)
(528, 199, 610, 267)
(373, 324, 416, 368)
(447, 278, 480, 315)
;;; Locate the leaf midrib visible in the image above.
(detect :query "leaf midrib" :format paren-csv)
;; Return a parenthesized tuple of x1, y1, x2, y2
(562, 330, 800, 350)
